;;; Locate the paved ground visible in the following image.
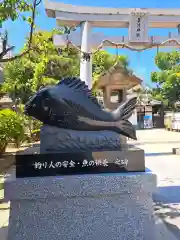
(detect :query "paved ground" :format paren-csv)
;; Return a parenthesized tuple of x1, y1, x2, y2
(130, 129, 180, 239)
(1, 129, 180, 239)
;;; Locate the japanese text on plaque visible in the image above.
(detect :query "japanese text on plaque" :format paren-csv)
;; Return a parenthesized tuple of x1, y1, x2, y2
(33, 158, 128, 169)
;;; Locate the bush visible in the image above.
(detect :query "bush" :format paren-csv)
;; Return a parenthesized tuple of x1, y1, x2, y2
(0, 109, 26, 154)
(31, 129, 40, 142)
(25, 118, 42, 142)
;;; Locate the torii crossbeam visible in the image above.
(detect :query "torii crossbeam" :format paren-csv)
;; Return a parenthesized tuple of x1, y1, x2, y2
(45, 1, 180, 88)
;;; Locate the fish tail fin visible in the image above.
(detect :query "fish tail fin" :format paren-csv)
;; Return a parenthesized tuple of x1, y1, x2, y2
(115, 119, 137, 140)
(117, 97, 137, 120)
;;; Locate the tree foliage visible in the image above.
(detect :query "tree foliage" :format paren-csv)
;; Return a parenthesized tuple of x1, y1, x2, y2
(0, 0, 42, 63)
(2, 29, 131, 102)
(0, 109, 26, 153)
(92, 51, 131, 91)
(151, 51, 180, 108)
(154, 51, 180, 70)
(2, 30, 80, 103)
(0, 0, 32, 27)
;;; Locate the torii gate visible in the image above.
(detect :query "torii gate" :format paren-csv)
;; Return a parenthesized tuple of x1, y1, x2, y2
(45, 1, 180, 89)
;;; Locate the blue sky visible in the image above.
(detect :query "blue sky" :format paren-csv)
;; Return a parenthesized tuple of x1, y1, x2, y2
(2, 0, 180, 86)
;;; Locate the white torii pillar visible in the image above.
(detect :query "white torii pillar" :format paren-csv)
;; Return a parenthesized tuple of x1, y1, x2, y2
(80, 21, 92, 89)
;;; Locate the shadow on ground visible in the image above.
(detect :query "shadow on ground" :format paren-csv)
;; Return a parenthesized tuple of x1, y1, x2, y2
(154, 186, 180, 204)
(131, 140, 180, 146)
(154, 186, 180, 239)
(154, 201, 180, 239)
(145, 152, 173, 157)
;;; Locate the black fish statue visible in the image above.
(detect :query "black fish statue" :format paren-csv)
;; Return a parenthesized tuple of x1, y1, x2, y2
(24, 77, 137, 140)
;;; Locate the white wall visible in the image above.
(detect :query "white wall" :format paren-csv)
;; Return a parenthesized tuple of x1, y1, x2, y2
(129, 109, 138, 126)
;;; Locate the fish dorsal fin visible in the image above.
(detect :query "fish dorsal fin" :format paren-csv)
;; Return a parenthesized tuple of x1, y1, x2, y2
(58, 77, 101, 107)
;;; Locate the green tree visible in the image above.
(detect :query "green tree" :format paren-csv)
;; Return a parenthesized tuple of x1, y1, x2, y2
(0, 0, 32, 26)
(0, 109, 26, 153)
(154, 51, 180, 70)
(3, 31, 131, 103)
(92, 51, 131, 91)
(0, 0, 41, 62)
(151, 51, 180, 109)
(2, 30, 80, 103)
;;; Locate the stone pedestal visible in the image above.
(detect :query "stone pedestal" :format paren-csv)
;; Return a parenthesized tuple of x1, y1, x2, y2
(5, 169, 157, 240)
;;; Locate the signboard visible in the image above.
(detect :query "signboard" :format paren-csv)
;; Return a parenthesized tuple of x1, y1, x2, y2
(16, 150, 145, 178)
(144, 115, 153, 129)
(129, 12, 149, 43)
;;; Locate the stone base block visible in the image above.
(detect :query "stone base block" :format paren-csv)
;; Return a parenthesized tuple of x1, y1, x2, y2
(5, 170, 157, 240)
